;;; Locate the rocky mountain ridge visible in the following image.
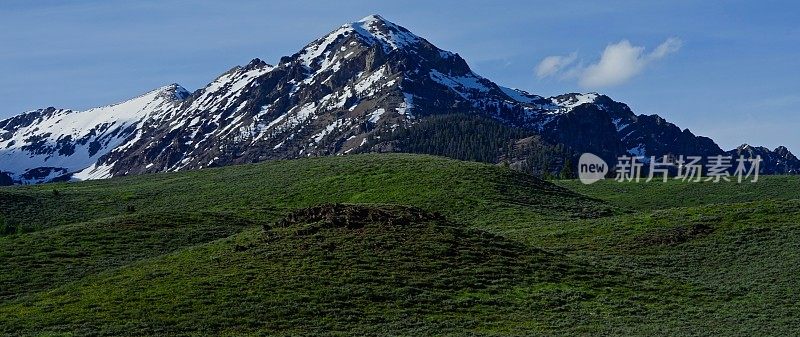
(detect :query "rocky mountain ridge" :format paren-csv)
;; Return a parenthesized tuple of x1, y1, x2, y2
(1, 15, 796, 184)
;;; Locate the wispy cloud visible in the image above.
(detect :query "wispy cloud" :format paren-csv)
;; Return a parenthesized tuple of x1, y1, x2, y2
(536, 38, 682, 88)
(535, 52, 577, 78)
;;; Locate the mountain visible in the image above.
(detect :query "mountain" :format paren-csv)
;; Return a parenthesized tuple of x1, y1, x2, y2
(728, 144, 800, 174)
(0, 84, 189, 184)
(0, 15, 796, 184)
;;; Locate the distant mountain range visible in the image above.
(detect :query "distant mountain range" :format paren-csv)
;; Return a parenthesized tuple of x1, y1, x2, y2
(1, 15, 797, 184)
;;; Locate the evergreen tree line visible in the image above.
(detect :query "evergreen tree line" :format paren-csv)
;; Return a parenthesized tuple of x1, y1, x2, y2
(365, 114, 580, 179)
(367, 114, 531, 163)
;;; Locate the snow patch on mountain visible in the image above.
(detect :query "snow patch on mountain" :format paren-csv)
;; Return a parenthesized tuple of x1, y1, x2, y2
(397, 93, 415, 117)
(429, 69, 491, 100)
(551, 93, 600, 112)
(368, 108, 386, 124)
(499, 87, 543, 105)
(73, 161, 115, 181)
(628, 144, 647, 158)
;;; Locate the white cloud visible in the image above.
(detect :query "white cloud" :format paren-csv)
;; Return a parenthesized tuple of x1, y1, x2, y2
(649, 37, 683, 59)
(536, 38, 682, 88)
(535, 52, 577, 78)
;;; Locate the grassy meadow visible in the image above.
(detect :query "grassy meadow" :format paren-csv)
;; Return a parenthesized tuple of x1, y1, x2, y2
(1, 154, 798, 336)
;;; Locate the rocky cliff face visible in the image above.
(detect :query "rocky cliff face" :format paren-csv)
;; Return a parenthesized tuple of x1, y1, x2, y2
(0, 15, 795, 184)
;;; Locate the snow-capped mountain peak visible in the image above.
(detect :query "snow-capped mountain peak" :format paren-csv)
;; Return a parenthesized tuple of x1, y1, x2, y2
(357, 14, 387, 23)
(296, 14, 433, 71)
(351, 14, 424, 51)
(160, 83, 191, 101)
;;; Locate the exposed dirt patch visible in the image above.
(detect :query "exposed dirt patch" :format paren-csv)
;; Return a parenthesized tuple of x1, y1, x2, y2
(266, 204, 448, 233)
(636, 223, 715, 246)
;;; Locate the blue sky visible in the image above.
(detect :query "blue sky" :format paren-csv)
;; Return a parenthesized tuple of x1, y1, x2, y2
(1, 0, 798, 151)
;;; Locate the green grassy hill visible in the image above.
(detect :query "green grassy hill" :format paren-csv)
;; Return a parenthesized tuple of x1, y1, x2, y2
(0, 154, 608, 233)
(555, 176, 800, 211)
(1, 154, 799, 336)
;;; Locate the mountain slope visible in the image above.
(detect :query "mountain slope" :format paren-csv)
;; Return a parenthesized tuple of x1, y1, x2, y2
(0, 84, 189, 184)
(0, 15, 795, 183)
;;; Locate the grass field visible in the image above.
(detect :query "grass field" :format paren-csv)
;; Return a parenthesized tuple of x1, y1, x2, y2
(1, 154, 798, 336)
(555, 176, 800, 211)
